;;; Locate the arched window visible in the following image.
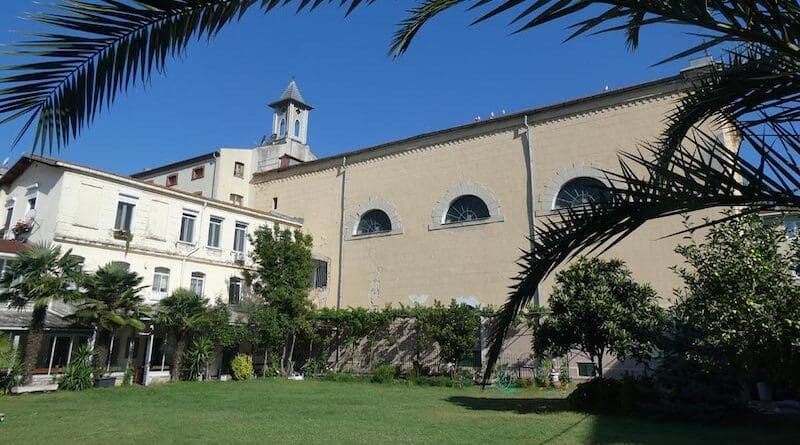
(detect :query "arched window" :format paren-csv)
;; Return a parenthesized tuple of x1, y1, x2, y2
(293, 119, 301, 138)
(554, 177, 610, 209)
(356, 209, 392, 235)
(445, 195, 490, 224)
(278, 118, 286, 138)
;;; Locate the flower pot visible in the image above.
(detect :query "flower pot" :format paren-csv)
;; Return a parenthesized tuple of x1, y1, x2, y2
(94, 377, 116, 388)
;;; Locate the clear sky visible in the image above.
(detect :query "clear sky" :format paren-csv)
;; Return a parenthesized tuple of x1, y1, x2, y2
(0, 1, 704, 175)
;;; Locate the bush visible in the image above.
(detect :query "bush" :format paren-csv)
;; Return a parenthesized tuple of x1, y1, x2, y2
(411, 375, 461, 387)
(371, 365, 399, 384)
(321, 371, 363, 383)
(185, 337, 214, 380)
(59, 345, 94, 391)
(231, 354, 254, 381)
(122, 362, 134, 386)
(0, 334, 21, 394)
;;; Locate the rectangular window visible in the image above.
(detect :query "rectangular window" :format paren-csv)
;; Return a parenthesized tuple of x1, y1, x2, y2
(191, 166, 205, 180)
(166, 174, 178, 187)
(207, 216, 222, 248)
(233, 222, 247, 253)
(114, 201, 135, 232)
(4, 203, 14, 230)
(272, 197, 278, 210)
(190, 272, 205, 296)
(311, 260, 328, 288)
(228, 278, 242, 305)
(230, 194, 243, 206)
(180, 212, 197, 243)
(27, 197, 37, 212)
(152, 267, 170, 299)
(577, 362, 596, 377)
(233, 162, 244, 178)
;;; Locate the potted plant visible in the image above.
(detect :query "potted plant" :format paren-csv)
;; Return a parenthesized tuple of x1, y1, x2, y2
(11, 220, 32, 237)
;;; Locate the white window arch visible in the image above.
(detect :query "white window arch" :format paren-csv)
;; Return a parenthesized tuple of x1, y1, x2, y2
(345, 197, 403, 241)
(541, 165, 612, 212)
(293, 119, 301, 138)
(554, 176, 611, 209)
(356, 209, 392, 235)
(430, 182, 502, 230)
(278, 118, 286, 138)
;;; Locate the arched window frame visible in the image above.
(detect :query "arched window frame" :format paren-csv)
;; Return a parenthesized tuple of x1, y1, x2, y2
(345, 197, 403, 241)
(430, 182, 503, 231)
(355, 209, 392, 236)
(540, 165, 613, 214)
(293, 119, 301, 138)
(190, 272, 205, 297)
(553, 177, 611, 209)
(278, 118, 286, 138)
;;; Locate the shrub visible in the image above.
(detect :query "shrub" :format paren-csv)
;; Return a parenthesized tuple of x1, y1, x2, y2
(0, 334, 21, 394)
(412, 375, 460, 387)
(122, 362, 134, 386)
(371, 364, 399, 384)
(231, 354, 254, 381)
(185, 337, 214, 380)
(59, 345, 94, 391)
(321, 371, 363, 383)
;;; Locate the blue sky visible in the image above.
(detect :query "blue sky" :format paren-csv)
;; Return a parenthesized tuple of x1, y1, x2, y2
(0, 1, 704, 175)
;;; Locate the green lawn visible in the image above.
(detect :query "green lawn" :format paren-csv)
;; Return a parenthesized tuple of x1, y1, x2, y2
(0, 379, 797, 444)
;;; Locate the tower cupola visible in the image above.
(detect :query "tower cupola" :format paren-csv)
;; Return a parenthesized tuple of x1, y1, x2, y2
(269, 80, 312, 145)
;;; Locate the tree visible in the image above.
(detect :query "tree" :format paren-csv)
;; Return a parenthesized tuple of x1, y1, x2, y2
(0, 243, 82, 384)
(418, 301, 481, 375)
(671, 215, 800, 392)
(71, 262, 150, 371)
(154, 288, 210, 381)
(532, 257, 665, 378)
(244, 225, 314, 374)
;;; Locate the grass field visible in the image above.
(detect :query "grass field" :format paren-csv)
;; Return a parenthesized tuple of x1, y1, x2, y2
(0, 379, 798, 444)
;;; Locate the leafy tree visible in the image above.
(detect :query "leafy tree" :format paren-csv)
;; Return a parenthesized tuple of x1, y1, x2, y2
(244, 225, 314, 374)
(532, 257, 665, 378)
(0, 243, 83, 384)
(154, 288, 210, 381)
(672, 215, 800, 392)
(418, 301, 481, 374)
(71, 262, 150, 371)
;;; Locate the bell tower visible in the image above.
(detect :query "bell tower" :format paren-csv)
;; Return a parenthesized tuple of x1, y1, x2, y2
(269, 79, 312, 145)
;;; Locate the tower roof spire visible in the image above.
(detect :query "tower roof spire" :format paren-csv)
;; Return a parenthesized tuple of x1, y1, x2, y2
(269, 79, 312, 109)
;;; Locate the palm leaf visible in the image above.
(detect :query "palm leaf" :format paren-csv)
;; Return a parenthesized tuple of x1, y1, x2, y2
(483, 121, 800, 382)
(0, 0, 372, 153)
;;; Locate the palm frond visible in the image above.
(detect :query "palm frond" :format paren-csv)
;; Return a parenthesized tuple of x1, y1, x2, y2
(0, 0, 373, 152)
(483, 121, 800, 382)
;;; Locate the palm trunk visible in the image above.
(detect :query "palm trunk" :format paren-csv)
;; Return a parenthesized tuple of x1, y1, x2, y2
(93, 329, 111, 373)
(171, 333, 187, 382)
(21, 307, 47, 385)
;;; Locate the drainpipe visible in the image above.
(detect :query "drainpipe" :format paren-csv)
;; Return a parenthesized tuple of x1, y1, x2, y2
(336, 156, 347, 310)
(335, 156, 347, 367)
(210, 152, 219, 200)
(523, 115, 540, 306)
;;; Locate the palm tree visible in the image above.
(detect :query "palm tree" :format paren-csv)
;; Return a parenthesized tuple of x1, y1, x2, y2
(0, 243, 83, 384)
(71, 262, 150, 372)
(154, 288, 209, 381)
(0, 1, 797, 377)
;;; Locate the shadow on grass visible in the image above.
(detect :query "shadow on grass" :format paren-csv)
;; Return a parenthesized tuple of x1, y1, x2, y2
(446, 395, 571, 415)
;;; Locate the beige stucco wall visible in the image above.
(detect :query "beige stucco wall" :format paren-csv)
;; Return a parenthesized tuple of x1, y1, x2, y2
(251, 76, 736, 313)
